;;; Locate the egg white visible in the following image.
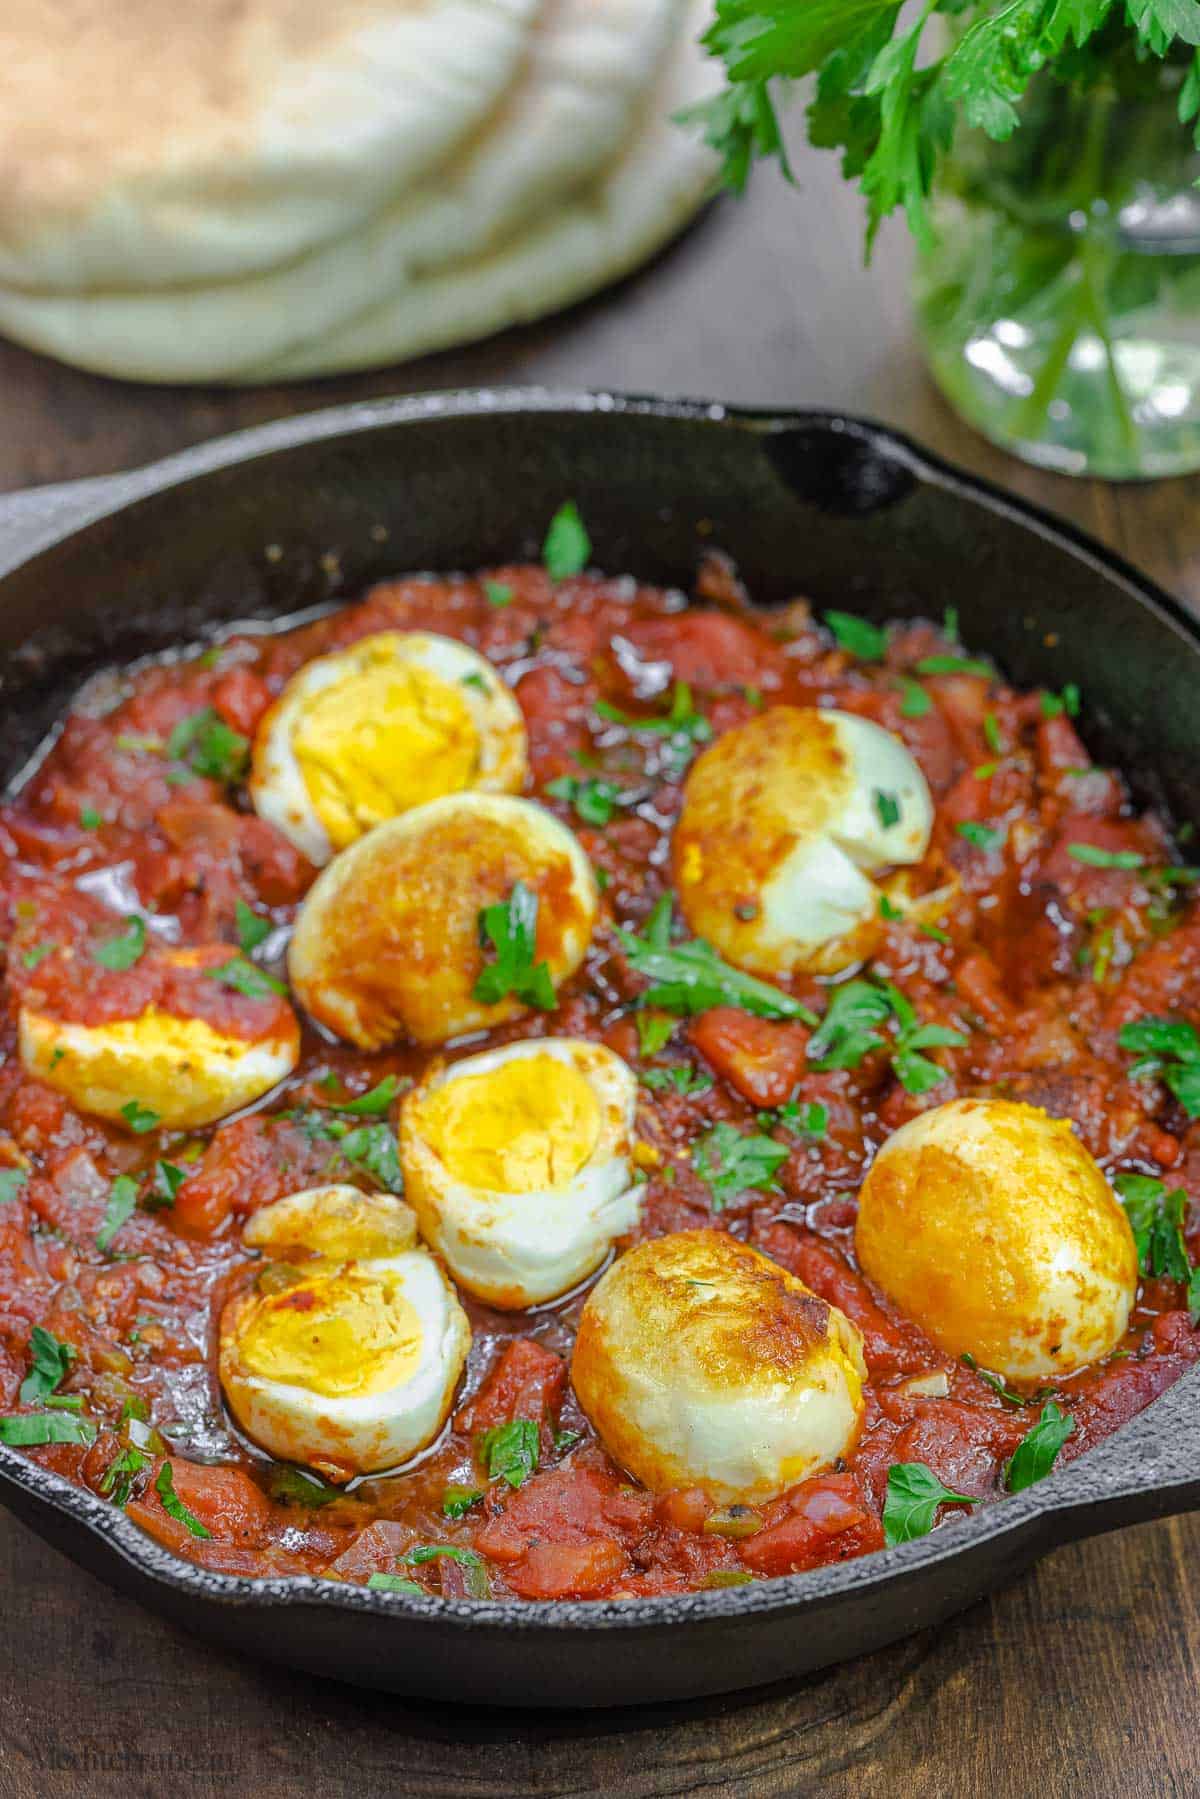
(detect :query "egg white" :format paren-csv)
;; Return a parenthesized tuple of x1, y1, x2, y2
(288, 792, 598, 1049)
(572, 1229, 867, 1503)
(855, 1098, 1139, 1380)
(401, 1038, 641, 1309)
(220, 1186, 470, 1477)
(250, 630, 528, 864)
(18, 947, 300, 1131)
(673, 706, 933, 977)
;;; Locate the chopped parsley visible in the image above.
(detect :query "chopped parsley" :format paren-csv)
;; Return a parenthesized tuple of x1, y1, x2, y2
(19, 1326, 76, 1405)
(480, 1418, 540, 1489)
(545, 774, 626, 827)
(154, 1461, 212, 1538)
(442, 1484, 484, 1519)
(1041, 684, 1081, 719)
(483, 579, 514, 608)
(879, 894, 905, 922)
(20, 942, 57, 971)
(594, 683, 713, 764)
(100, 1445, 151, 1507)
(616, 894, 818, 1025)
(824, 610, 887, 662)
(1004, 1401, 1075, 1493)
(1112, 1174, 1193, 1288)
(79, 806, 103, 830)
(957, 821, 1003, 852)
(1066, 844, 1144, 870)
(120, 1101, 160, 1135)
(808, 980, 964, 1094)
(337, 1075, 401, 1116)
(235, 899, 271, 954)
(759, 1099, 828, 1139)
(542, 501, 591, 581)
(635, 1011, 676, 1058)
(914, 655, 992, 678)
(641, 1065, 714, 1096)
(96, 1175, 139, 1254)
(1118, 1017, 1200, 1117)
(473, 882, 557, 1011)
(693, 1123, 788, 1209)
(403, 1544, 483, 1568)
(983, 712, 1005, 754)
(336, 1124, 403, 1192)
(167, 708, 250, 785)
(144, 1161, 187, 1212)
(92, 915, 146, 972)
(367, 1574, 424, 1594)
(882, 1463, 976, 1546)
(208, 955, 288, 999)
(897, 675, 931, 718)
(0, 1411, 96, 1447)
(267, 1465, 341, 1508)
(960, 1353, 1053, 1410)
(0, 1170, 27, 1204)
(874, 789, 901, 829)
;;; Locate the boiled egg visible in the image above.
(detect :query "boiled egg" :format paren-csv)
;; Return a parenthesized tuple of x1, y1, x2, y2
(855, 1098, 1138, 1381)
(220, 1185, 470, 1477)
(250, 630, 528, 864)
(572, 1230, 867, 1503)
(18, 944, 300, 1131)
(288, 792, 597, 1049)
(672, 706, 933, 977)
(400, 1038, 640, 1309)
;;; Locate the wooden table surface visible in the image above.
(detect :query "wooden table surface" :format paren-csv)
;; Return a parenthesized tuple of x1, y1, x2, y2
(1, 140, 1198, 1799)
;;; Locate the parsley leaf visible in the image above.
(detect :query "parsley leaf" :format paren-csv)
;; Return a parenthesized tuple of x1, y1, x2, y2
(96, 1174, 139, 1254)
(957, 821, 1003, 852)
(693, 1122, 788, 1209)
(154, 1461, 212, 1538)
(208, 956, 288, 999)
(92, 915, 146, 972)
(337, 1124, 403, 1192)
(1041, 683, 1081, 719)
(960, 1353, 1054, 1410)
(100, 1445, 151, 1507)
(167, 708, 250, 785)
(594, 683, 713, 770)
(473, 882, 557, 1010)
(914, 655, 992, 678)
(874, 789, 901, 829)
(120, 1101, 160, 1135)
(337, 1075, 400, 1117)
(635, 1011, 677, 1057)
(1004, 1400, 1074, 1493)
(897, 675, 931, 717)
(542, 501, 591, 580)
(616, 895, 818, 1025)
(483, 579, 514, 608)
(19, 1326, 76, 1405)
(641, 1065, 714, 1096)
(1113, 1173, 1192, 1282)
(480, 1418, 540, 1489)
(79, 806, 103, 830)
(145, 1161, 187, 1212)
(1118, 1016, 1200, 1116)
(20, 942, 57, 971)
(0, 1411, 96, 1447)
(367, 1574, 424, 1594)
(267, 1465, 341, 1508)
(809, 979, 964, 1092)
(235, 899, 271, 954)
(545, 774, 626, 827)
(1066, 844, 1145, 870)
(882, 1462, 976, 1546)
(0, 1170, 27, 1204)
(442, 1484, 484, 1519)
(824, 609, 887, 661)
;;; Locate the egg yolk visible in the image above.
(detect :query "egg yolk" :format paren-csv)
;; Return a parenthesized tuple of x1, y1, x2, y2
(292, 656, 480, 850)
(247, 1195, 414, 1264)
(235, 1269, 424, 1398)
(421, 1054, 601, 1192)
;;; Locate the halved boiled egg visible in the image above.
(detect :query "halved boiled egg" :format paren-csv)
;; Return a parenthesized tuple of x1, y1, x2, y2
(289, 793, 597, 1049)
(400, 1038, 640, 1309)
(250, 630, 528, 864)
(855, 1098, 1138, 1381)
(18, 943, 300, 1131)
(672, 706, 933, 977)
(572, 1230, 867, 1503)
(220, 1185, 470, 1477)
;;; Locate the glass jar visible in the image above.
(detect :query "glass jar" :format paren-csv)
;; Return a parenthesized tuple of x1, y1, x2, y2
(913, 57, 1200, 479)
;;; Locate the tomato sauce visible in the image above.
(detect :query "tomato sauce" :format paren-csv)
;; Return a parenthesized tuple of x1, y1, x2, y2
(1, 556, 1197, 1602)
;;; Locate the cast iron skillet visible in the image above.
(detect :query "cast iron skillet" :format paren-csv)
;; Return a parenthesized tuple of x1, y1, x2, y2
(0, 390, 1197, 1709)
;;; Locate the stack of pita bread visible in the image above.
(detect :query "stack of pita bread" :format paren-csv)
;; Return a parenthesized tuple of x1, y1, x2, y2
(0, 0, 718, 383)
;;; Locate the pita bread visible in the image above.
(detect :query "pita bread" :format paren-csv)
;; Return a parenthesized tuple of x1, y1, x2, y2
(0, 0, 717, 382)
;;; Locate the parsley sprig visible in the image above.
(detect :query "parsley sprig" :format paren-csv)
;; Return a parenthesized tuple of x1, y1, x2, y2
(693, 1122, 789, 1209)
(1113, 1173, 1200, 1320)
(808, 978, 966, 1093)
(473, 882, 557, 1011)
(882, 1462, 976, 1546)
(1119, 1016, 1200, 1116)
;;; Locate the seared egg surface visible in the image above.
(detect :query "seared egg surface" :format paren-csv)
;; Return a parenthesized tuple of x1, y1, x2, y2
(401, 1038, 640, 1308)
(571, 1230, 867, 1503)
(18, 943, 300, 1131)
(288, 792, 597, 1049)
(220, 1185, 470, 1477)
(672, 705, 933, 977)
(855, 1098, 1139, 1381)
(250, 630, 528, 863)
